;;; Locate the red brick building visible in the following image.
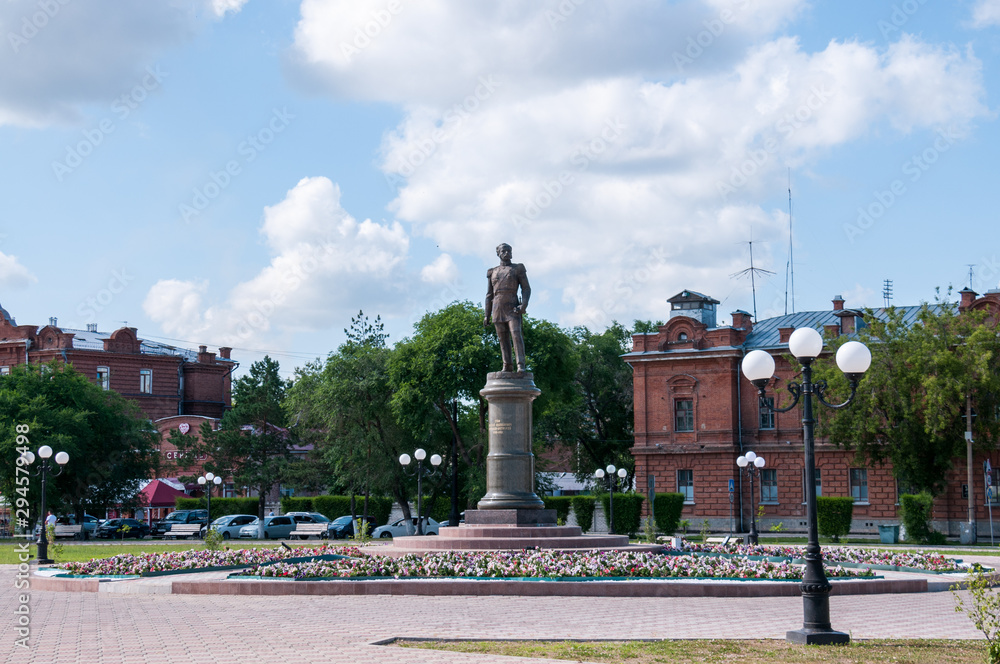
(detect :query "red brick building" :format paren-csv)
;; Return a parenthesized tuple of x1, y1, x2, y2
(0, 311, 234, 421)
(624, 289, 1000, 539)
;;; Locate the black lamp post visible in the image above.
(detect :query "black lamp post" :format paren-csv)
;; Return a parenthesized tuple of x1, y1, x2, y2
(594, 464, 628, 534)
(21, 445, 69, 565)
(742, 328, 871, 646)
(736, 451, 766, 545)
(400, 448, 441, 535)
(198, 472, 222, 527)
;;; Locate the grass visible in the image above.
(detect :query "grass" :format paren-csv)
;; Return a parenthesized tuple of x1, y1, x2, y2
(0, 540, 332, 565)
(396, 639, 988, 663)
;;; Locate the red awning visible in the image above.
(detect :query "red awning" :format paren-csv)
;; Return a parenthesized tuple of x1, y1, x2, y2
(139, 480, 187, 508)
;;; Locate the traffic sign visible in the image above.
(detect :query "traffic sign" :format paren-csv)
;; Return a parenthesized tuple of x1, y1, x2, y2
(728, 478, 734, 492)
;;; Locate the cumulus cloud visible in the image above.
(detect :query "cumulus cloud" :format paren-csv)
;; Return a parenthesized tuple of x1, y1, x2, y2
(292, 1, 989, 327)
(144, 177, 410, 344)
(970, 0, 1000, 28)
(0, 251, 37, 288)
(420, 254, 458, 285)
(0, 1, 237, 127)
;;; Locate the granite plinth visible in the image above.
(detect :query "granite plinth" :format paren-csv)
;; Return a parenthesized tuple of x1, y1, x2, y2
(463, 509, 556, 526)
(477, 373, 545, 510)
(389, 522, 634, 553)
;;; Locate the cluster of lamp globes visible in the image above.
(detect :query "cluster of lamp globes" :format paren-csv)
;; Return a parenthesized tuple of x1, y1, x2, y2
(740, 327, 872, 384)
(737, 450, 765, 470)
(399, 448, 442, 467)
(19, 445, 69, 467)
(198, 472, 222, 488)
(595, 464, 627, 481)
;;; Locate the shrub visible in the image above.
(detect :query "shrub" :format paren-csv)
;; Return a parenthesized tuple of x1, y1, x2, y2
(900, 493, 935, 544)
(651, 493, 685, 535)
(952, 565, 1000, 664)
(177, 497, 261, 518)
(572, 496, 596, 534)
(600, 493, 644, 536)
(542, 496, 573, 525)
(280, 497, 313, 514)
(816, 496, 854, 542)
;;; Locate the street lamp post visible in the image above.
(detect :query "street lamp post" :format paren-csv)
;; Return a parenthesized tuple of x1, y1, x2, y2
(20, 445, 69, 565)
(736, 451, 766, 545)
(742, 328, 871, 646)
(400, 449, 442, 535)
(449, 399, 460, 527)
(198, 472, 222, 524)
(594, 464, 628, 534)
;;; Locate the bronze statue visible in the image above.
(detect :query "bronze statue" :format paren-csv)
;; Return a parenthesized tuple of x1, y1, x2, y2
(484, 243, 530, 373)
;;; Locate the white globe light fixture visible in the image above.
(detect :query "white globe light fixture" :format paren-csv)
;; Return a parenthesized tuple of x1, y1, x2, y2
(594, 468, 605, 479)
(21, 451, 35, 465)
(736, 455, 748, 467)
(400, 448, 441, 534)
(38, 445, 53, 460)
(617, 468, 627, 479)
(754, 456, 765, 468)
(836, 340, 872, 378)
(24, 444, 70, 564)
(430, 454, 442, 466)
(788, 327, 823, 360)
(606, 464, 616, 475)
(414, 448, 427, 461)
(399, 453, 411, 466)
(54, 451, 69, 466)
(741, 349, 775, 383)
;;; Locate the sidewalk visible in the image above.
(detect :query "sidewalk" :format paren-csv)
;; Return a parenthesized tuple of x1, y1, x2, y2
(0, 563, 987, 664)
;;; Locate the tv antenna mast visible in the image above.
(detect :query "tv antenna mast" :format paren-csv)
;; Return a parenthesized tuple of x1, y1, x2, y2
(967, 264, 976, 290)
(882, 279, 893, 309)
(731, 229, 775, 321)
(784, 169, 795, 315)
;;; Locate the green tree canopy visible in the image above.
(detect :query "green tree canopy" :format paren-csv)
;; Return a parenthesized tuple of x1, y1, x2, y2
(0, 362, 158, 522)
(816, 297, 1000, 495)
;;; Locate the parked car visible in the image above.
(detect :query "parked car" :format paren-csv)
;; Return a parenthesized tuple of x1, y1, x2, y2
(200, 514, 257, 540)
(327, 515, 378, 539)
(372, 517, 440, 538)
(285, 512, 331, 525)
(151, 509, 209, 537)
(96, 518, 150, 539)
(238, 515, 296, 540)
(34, 513, 101, 539)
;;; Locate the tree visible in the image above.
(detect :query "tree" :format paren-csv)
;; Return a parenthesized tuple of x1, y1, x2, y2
(0, 362, 158, 523)
(286, 312, 416, 520)
(816, 297, 1000, 495)
(180, 356, 292, 519)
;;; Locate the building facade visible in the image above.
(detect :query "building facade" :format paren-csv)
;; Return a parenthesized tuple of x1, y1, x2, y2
(624, 289, 1000, 538)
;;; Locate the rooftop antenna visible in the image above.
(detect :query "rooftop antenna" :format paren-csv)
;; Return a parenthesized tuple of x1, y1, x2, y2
(967, 264, 976, 290)
(882, 279, 893, 309)
(784, 169, 795, 315)
(731, 228, 775, 320)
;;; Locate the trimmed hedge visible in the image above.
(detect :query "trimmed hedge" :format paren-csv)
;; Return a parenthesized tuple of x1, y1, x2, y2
(816, 496, 854, 542)
(175, 497, 260, 519)
(599, 493, 644, 536)
(542, 496, 574, 525)
(280, 496, 393, 526)
(900, 492, 935, 544)
(651, 493, 685, 535)
(572, 496, 596, 533)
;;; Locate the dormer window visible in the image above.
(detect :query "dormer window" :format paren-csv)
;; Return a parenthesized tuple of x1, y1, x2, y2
(677, 332, 688, 341)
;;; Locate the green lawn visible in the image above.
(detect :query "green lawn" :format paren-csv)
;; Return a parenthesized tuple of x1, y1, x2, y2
(396, 639, 988, 663)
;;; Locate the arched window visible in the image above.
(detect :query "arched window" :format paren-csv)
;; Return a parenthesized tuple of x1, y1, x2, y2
(678, 332, 688, 341)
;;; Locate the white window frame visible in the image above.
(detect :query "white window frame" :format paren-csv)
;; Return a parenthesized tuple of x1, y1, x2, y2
(139, 369, 152, 394)
(677, 469, 694, 503)
(96, 366, 110, 391)
(760, 468, 778, 503)
(850, 468, 869, 504)
(0, 366, 9, 376)
(675, 399, 694, 432)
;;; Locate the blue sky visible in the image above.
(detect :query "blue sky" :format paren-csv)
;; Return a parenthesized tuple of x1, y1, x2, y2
(1, 0, 998, 378)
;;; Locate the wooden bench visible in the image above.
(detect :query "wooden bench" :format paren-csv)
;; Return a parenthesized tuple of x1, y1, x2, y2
(705, 535, 731, 546)
(164, 524, 202, 539)
(288, 523, 328, 540)
(53, 524, 86, 540)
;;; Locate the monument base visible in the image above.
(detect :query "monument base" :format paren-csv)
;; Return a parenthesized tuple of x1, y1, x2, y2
(388, 521, 646, 554)
(463, 509, 557, 527)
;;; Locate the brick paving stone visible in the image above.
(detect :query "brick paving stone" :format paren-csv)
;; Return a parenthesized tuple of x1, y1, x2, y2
(0, 563, 988, 664)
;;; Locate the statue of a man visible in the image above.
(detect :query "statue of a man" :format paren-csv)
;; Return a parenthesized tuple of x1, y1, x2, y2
(484, 243, 530, 373)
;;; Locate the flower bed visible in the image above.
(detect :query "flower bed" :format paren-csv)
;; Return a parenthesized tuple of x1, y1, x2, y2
(57, 545, 363, 577)
(676, 543, 967, 573)
(235, 549, 875, 581)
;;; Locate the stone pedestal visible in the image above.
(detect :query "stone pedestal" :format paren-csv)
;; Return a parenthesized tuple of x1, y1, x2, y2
(464, 509, 556, 526)
(477, 372, 545, 510)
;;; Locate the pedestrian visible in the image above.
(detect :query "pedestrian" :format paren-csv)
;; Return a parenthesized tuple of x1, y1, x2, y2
(45, 510, 56, 527)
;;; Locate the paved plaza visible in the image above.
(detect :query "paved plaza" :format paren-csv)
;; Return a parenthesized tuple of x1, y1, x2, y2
(0, 562, 989, 664)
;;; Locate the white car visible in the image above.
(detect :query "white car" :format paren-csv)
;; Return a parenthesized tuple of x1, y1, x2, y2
(200, 514, 258, 540)
(372, 517, 440, 538)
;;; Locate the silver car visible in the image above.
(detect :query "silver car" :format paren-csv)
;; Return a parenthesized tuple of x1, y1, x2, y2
(372, 517, 440, 538)
(201, 514, 257, 540)
(239, 515, 296, 540)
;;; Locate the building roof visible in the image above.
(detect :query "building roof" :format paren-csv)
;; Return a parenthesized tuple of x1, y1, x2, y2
(667, 290, 720, 305)
(65, 327, 207, 361)
(744, 305, 927, 350)
(138, 479, 187, 508)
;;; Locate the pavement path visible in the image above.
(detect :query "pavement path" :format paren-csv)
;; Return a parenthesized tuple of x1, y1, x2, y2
(0, 563, 990, 664)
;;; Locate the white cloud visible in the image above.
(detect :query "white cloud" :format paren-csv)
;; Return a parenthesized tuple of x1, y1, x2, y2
(144, 177, 410, 344)
(0, 1, 237, 127)
(970, 0, 1000, 28)
(420, 254, 458, 285)
(211, 0, 250, 18)
(0, 251, 37, 288)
